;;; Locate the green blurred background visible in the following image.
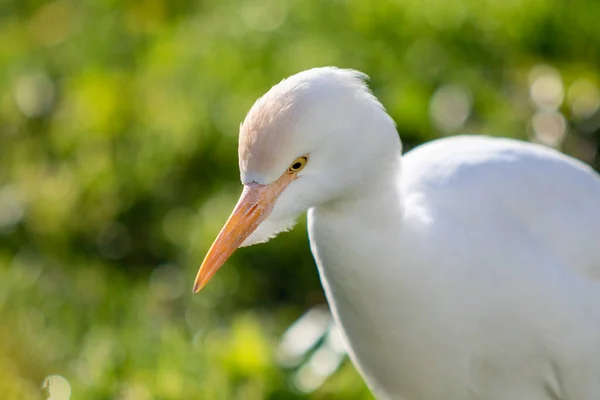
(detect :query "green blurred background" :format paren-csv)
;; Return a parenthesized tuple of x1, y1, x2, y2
(1, 0, 599, 398)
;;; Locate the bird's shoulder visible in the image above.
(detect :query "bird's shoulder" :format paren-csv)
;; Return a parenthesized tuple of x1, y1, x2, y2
(401, 135, 599, 197)
(401, 134, 600, 282)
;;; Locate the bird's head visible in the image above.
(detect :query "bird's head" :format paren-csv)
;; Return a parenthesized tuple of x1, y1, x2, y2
(193, 67, 401, 292)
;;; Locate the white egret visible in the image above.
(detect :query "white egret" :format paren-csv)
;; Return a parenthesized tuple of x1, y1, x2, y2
(193, 67, 600, 400)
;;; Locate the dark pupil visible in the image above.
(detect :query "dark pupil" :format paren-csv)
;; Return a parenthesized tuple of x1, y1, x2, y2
(292, 162, 302, 170)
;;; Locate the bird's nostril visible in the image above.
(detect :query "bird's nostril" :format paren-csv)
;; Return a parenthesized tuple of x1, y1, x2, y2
(245, 203, 259, 217)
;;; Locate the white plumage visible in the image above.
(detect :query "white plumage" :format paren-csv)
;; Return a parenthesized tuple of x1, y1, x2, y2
(194, 67, 600, 400)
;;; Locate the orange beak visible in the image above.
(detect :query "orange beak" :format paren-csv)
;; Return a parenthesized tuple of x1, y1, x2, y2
(193, 173, 294, 293)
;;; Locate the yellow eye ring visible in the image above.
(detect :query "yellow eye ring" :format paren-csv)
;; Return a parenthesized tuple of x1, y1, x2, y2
(288, 156, 308, 173)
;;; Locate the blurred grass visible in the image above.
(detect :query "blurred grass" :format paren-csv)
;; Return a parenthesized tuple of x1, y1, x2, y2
(1, 0, 599, 398)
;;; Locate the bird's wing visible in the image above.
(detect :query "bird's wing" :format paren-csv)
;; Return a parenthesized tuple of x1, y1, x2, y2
(402, 135, 600, 283)
(401, 136, 600, 399)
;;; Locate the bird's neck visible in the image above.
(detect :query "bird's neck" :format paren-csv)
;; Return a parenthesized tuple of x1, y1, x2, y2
(314, 178, 404, 230)
(307, 163, 427, 393)
(313, 153, 405, 225)
(308, 160, 414, 311)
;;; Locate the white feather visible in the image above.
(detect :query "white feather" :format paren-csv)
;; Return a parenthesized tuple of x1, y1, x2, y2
(238, 67, 600, 400)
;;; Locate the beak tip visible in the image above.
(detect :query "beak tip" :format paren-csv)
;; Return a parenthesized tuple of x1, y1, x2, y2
(192, 279, 204, 294)
(192, 181, 282, 296)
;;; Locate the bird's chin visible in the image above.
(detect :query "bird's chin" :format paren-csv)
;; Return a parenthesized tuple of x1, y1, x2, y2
(240, 216, 298, 247)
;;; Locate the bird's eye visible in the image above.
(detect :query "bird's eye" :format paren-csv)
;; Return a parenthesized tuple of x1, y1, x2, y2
(288, 156, 308, 173)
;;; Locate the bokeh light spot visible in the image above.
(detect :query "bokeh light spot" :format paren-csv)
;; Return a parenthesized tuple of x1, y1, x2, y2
(429, 85, 472, 133)
(277, 307, 331, 367)
(14, 72, 55, 118)
(529, 65, 564, 111)
(240, 0, 288, 32)
(568, 79, 600, 120)
(42, 375, 71, 400)
(0, 185, 24, 233)
(531, 111, 567, 148)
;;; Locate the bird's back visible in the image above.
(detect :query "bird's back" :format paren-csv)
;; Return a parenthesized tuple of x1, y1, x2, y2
(402, 135, 600, 282)
(397, 135, 600, 399)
